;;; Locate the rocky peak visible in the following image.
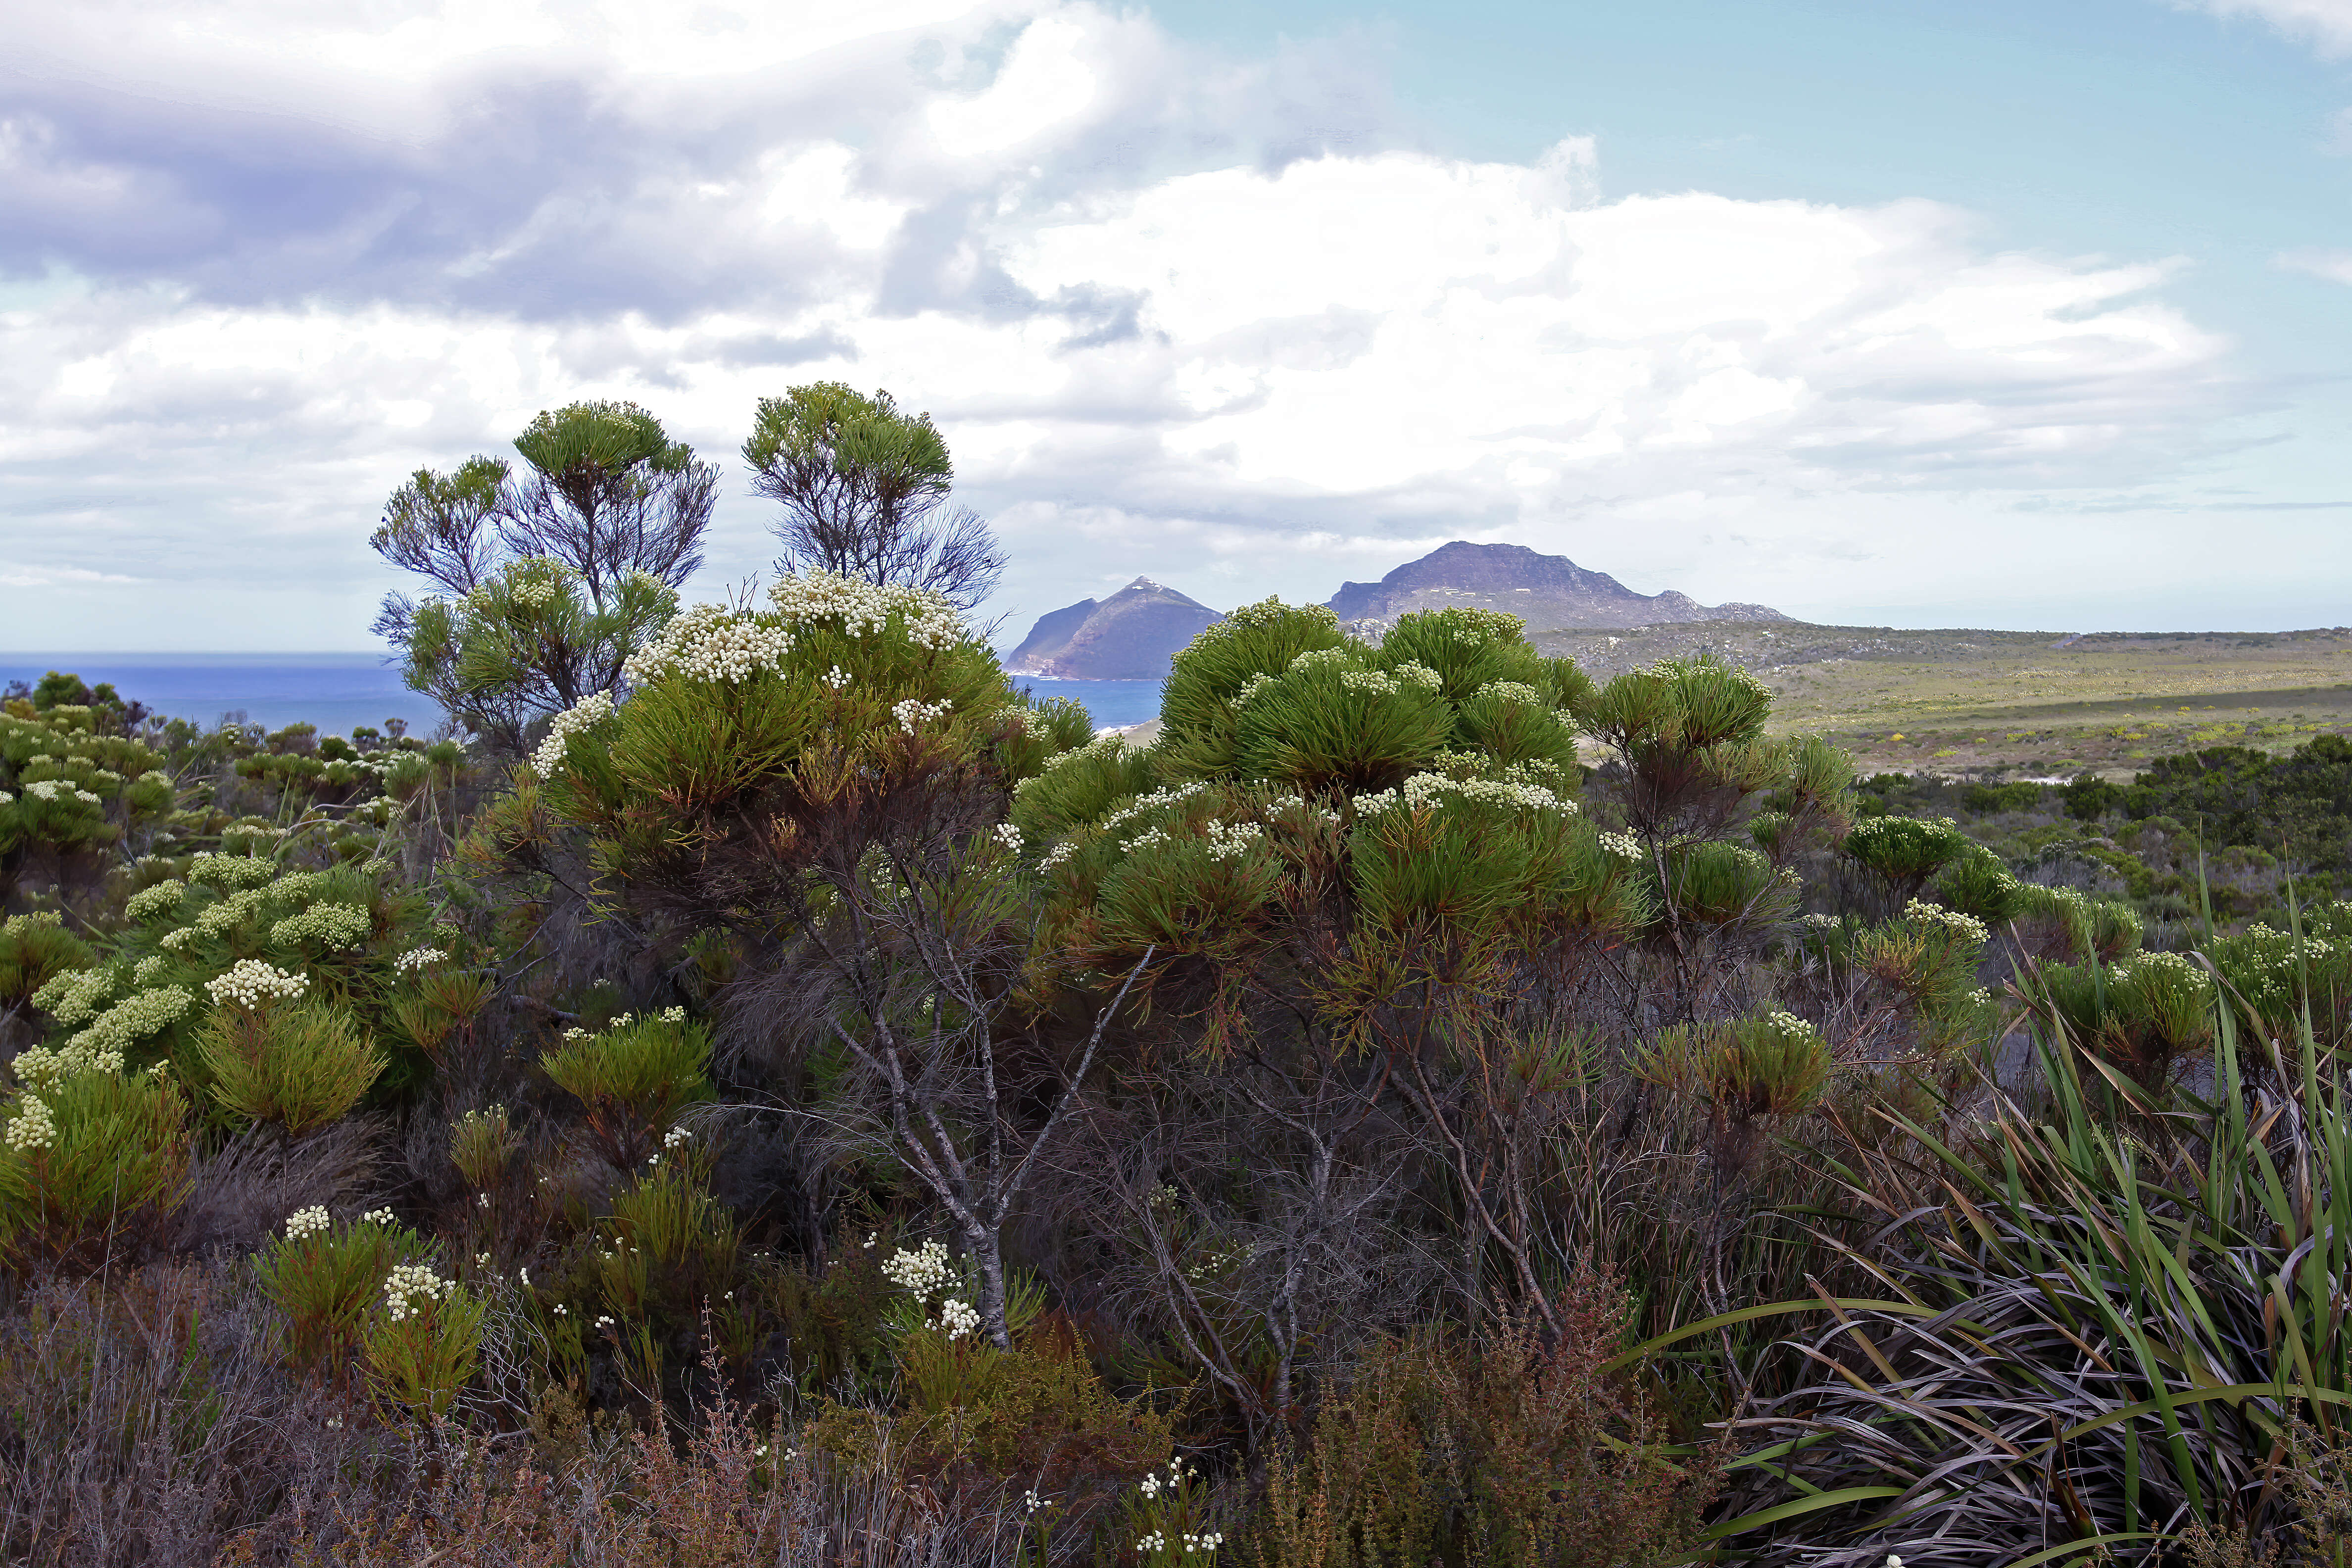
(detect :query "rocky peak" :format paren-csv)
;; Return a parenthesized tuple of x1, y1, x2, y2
(1005, 578, 1224, 680)
(1327, 540, 1787, 631)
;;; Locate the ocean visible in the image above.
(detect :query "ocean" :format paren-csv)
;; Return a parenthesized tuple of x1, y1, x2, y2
(1, 655, 1167, 738)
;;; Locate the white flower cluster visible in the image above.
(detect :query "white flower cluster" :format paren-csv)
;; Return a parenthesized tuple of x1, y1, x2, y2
(625, 603, 795, 686)
(384, 1263, 455, 1323)
(32, 966, 116, 1027)
(133, 955, 168, 987)
(1039, 840, 1079, 872)
(891, 697, 952, 735)
(1232, 673, 1276, 709)
(1201, 820, 1265, 861)
(768, 572, 969, 649)
(12, 1035, 121, 1089)
(1016, 733, 1128, 794)
(22, 780, 104, 806)
(509, 566, 568, 609)
(188, 853, 277, 891)
(1800, 912, 1844, 933)
(1759, 1010, 1823, 1048)
(358, 1207, 397, 1226)
(25, 986, 196, 1088)
(934, 1297, 981, 1340)
(1473, 680, 1546, 707)
(393, 945, 448, 973)
(2110, 950, 2213, 990)
(1599, 831, 1645, 862)
(196, 888, 268, 936)
(1099, 783, 1211, 838)
(4, 1095, 56, 1153)
(531, 690, 616, 779)
(205, 960, 309, 1009)
(823, 664, 851, 690)
(285, 1206, 333, 1241)
(126, 881, 187, 922)
(270, 902, 372, 949)
(1182, 1533, 1225, 1555)
(993, 823, 1023, 853)
(1220, 597, 1338, 634)
(882, 1239, 954, 1297)
(1356, 772, 1571, 818)
(1137, 1457, 1195, 1501)
(1902, 899, 1991, 948)
(1263, 793, 1344, 828)
(160, 928, 196, 953)
(1339, 669, 1401, 697)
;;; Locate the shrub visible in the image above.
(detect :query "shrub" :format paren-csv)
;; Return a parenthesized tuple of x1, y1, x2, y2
(0, 1063, 191, 1272)
(540, 1012, 713, 1169)
(196, 999, 386, 1137)
(1251, 1285, 1714, 1568)
(1843, 813, 1973, 909)
(363, 1260, 484, 1419)
(253, 1204, 411, 1372)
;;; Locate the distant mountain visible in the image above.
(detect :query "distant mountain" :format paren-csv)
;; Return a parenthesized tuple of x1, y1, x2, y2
(1326, 541, 1789, 631)
(1005, 578, 1224, 680)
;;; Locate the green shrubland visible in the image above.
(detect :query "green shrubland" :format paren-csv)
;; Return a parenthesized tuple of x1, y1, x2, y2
(2, 387, 2350, 1567)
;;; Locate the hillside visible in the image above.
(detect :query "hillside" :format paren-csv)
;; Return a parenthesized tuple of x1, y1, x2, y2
(1326, 539, 1788, 631)
(1005, 577, 1223, 680)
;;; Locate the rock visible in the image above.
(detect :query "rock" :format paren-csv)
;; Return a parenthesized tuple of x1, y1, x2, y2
(1326, 540, 1789, 632)
(1005, 578, 1224, 680)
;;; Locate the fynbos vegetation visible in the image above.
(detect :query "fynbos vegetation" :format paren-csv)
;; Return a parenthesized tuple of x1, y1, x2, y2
(2, 388, 2349, 1568)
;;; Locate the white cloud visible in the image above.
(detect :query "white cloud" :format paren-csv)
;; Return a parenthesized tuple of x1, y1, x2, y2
(2278, 247, 2352, 284)
(2173, 0, 2352, 55)
(0, 0, 2302, 649)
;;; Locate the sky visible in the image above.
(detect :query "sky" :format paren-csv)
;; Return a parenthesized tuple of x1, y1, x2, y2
(0, 0, 2348, 649)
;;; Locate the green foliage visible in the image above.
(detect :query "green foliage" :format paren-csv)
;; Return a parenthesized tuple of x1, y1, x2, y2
(1634, 1009, 1832, 1121)
(1932, 845, 2028, 924)
(0, 1064, 190, 1271)
(1157, 598, 1348, 780)
(1843, 813, 1973, 906)
(0, 912, 93, 1012)
(2121, 735, 2352, 874)
(744, 383, 948, 528)
(1231, 646, 1456, 794)
(2016, 881, 2146, 962)
(2205, 912, 2352, 1041)
(1724, 1010, 2352, 1563)
(196, 997, 386, 1136)
(254, 1206, 412, 1370)
(448, 1103, 520, 1191)
(373, 398, 715, 752)
(364, 1262, 485, 1419)
(540, 1013, 713, 1170)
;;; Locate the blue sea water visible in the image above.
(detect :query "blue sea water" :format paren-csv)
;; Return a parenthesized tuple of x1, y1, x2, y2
(0, 655, 1165, 738)
(0, 653, 445, 739)
(1008, 678, 1164, 730)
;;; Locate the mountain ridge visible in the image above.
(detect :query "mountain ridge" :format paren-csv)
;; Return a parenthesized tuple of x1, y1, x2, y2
(1004, 542, 1788, 680)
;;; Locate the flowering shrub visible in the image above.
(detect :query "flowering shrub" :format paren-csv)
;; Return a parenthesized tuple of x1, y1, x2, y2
(364, 1259, 484, 1418)
(0, 1062, 189, 1270)
(540, 1013, 713, 1170)
(255, 1204, 414, 1369)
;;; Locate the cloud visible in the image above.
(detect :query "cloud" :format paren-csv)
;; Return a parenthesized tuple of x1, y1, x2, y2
(2278, 247, 2352, 284)
(2172, 0, 2352, 55)
(0, 0, 2292, 646)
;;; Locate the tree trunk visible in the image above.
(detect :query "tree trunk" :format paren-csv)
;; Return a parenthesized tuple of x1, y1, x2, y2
(970, 1220, 1013, 1351)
